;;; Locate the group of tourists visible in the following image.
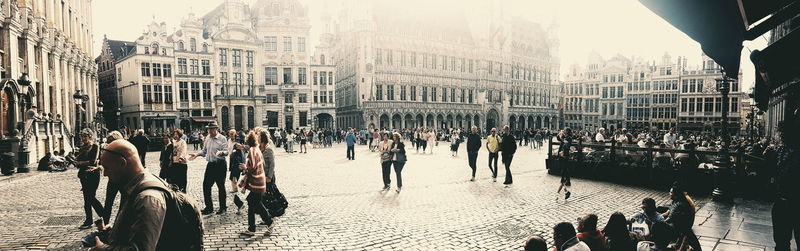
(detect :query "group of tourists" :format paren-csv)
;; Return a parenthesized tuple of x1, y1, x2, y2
(524, 183, 702, 251)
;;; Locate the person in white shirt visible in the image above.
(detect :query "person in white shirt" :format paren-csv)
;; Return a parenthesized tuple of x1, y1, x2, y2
(595, 128, 606, 143)
(663, 128, 677, 147)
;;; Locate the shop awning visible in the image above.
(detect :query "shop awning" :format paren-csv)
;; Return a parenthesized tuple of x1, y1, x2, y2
(190, 116, 216, 123)
(638, 0, 800, 80)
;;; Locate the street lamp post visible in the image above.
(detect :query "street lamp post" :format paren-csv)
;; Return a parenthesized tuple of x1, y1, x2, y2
(116, 108, 121, 130)
(72, 90, 88, 147)
(712, 75, 733, 201)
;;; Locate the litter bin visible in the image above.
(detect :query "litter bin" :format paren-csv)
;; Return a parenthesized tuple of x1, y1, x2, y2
(1, 152, 15, 175)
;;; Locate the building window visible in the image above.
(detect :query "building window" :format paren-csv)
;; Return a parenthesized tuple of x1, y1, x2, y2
(376, 48, 383, 65)
(219, 49, 228, 66)
(285, 93, 294, 103)
(731, 97, 739, 112)
(163, 64, 172, 77)
(460, 89, 465, 103)
(299, 93, 307, 103)
(320, 91, 327, 103)
(201, 60, 210, 75)
(141, 63, 150, 76)
(298, 68, 307, 85)
(203, 82, 211, 101)
(376, 85, 383, 101)
(468, 89, 473, 103)
(178, 41, 185, 51)
(328, 91, 333, 104)
(143, 85, 152, 103)
(431, 87, 437, 102)
(246, 50, 254, 68)
(246, 73, 254, 95)
(191, 82, 200, 101)
(283, 37, 292, 52)
(179, 82, 189, 102)
(422, 87, 428, 102)
(232, 49, 242, 67)
(203, 43, 208, 53)
(265, 36, 277, 52)
(283, 68, 292, 84)
(265, 67, 277, 85)
(154, 85, 163, 103)
(178, 58, 187, 74)
(313, 91, 319, 103)
(190, 38, 196, 51)
(602, 87, 607, 98)
(410, 86, 417, 101)
(313, 71, 318, 85)
(451, 88, 456, 102)
(220, 72, 228, 85)
(299, 111, 308, 126)
(190, 59, 199, 75)
(387, 85, 394, 101)
(618, 86, 623, 97)
(400, 85, 406, 101)
(164, 86, 173, 104)
(298, 37, 305, 52)
(153, 63, 162, 77)
(266, 94, 278, 103)
(328, 71, 333, 85)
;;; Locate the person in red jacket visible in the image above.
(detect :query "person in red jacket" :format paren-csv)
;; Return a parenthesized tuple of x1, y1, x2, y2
(576, 213, 608, 251)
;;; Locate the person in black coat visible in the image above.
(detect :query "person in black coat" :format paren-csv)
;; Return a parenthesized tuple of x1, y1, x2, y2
(466, 126, 482, 181)
(499, 125, 517, 185)
(158, 136, 174, 180)
(128, 129, 151, 167)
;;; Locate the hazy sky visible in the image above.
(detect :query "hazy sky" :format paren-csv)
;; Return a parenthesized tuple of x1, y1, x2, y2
(92, 0, 767, 91)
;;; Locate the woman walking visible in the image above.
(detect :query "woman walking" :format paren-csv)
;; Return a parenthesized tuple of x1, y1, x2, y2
(299, 129, 308, 153)
(240, 131, 272, 236)
(426, 129, 436, 154)
(557, 128, 574, 200)
(450, 130, 461, 157)
(379, 132, 395, 190)
(229, 130, 246, 194)
(391, 132, 407, 193)
(170, 129, 189, 192)
(76, 129, 104, 229)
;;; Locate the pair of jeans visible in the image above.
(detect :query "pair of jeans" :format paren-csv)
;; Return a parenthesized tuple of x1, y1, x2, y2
(393, 161, 405, 188)
(202, 160, 227, 209)
(467, 151, 478, 177)
(168, 163, 188, 192)
(103, 180, 119, 223)
(501, 152, 514, 184)
(247, 192, 272, 230)
(381, 161, 393, 186)
(773, 199, 800, 251)
(79, 171, 104, 223)
(287, 142, 294, 152)
(346, 145, 355, 160)
(488, 152, 499, 178)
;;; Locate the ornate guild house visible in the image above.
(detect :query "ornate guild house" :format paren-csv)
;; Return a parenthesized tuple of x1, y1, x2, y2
(332, 1, 561, 131)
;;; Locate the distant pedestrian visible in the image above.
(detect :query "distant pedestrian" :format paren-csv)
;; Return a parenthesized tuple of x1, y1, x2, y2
(189, 122, 230, 215)
(466, 126, 481, 181)
(450, 130, 461, 157)
(485, 127, 500, 182)
(170, 129, 189, 192)
(158, 136, 174, 184)
(346, 129, 356, 160)
(426, 129, 436, 154)
(379, 132, 394, 190)
(228, 130, 246, 195)
(129, 129, 150, 167)
(299, 129, 308, 154)
(499, 125, 517, 185)
(390, 132, 407, 192)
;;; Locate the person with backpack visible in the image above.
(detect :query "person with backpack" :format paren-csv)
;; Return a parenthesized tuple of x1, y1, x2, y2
(91, 139, 204, 250)
(629, 198, 666, 240)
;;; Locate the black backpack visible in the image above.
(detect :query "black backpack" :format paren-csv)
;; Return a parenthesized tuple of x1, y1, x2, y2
(131, 176, 204, 251)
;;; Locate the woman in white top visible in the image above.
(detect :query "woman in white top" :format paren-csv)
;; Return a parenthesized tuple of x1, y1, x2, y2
(170, 129, 189, 192)
(427, 130, 436, 154)
(378, 132, 395, 190)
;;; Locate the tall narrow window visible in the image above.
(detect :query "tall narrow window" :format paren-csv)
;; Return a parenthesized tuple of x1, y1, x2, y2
(328, 71, 333, 85)
(232, 49, 242, 67)
(265, 67, 277, 85)
(298, 37, 306, 52)
(219, 49, 228, 66)
(152, 63, 162, 77)
(190, 38, 196, 51)
(298, 68, 307, 85)
(313, 71, 318, 85)
(179, 82, 189, 102)
(283, 37, 292, 52)
(191, 82, 200, 101)
(190, 59, 199, 75)
(202, 82, 211, 101)
(265, 36, 277, 52)
(201, 60, 210, 75)
(163, 64, 172, 77)
(283, 68, 292, 84)
(141, 63, 150, 76)
(246, 50, 254, 68)
(376, 85, 383, 101)
(178, 58, 187, 74)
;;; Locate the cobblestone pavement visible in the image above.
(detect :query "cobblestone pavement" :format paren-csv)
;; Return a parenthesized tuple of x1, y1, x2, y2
(0, 140, 777, 250)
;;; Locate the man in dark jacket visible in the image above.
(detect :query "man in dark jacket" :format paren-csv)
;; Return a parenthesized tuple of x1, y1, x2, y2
(129, 129, 151, 167)
(500, 125, 517, 185)
(466, 126, 482, 181)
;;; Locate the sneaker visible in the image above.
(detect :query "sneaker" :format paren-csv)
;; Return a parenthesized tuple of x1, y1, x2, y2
(382, 185, 390, 190)
(236, 208, 242, 215)
(565, 191, 571, 200)
(240, 230, 255, 237)
(503, 181, 512, 185)
(396, 187, 402, 193)
(216, 207, 227, 215)
(79, 221, 93, 229)
(470, 177, 475, 182)
(201, 207, 214, 215)
(492, 177, 497, 182)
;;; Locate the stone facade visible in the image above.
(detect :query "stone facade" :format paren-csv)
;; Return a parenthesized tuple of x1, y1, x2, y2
(563, 53, 744, 133)
(331, 2, 560, 132)
(1, 0, 97, 167)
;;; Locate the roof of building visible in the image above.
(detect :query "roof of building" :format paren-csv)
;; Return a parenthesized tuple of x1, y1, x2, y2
(105, 39, 136, 61)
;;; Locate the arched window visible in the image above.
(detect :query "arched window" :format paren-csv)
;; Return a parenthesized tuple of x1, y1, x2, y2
(151, 43, 159, 54)
(202, 43, 209, 53)
(178, 41, 184, 51)
(320, 54, 325, 65)
(190, 38, 197, 52)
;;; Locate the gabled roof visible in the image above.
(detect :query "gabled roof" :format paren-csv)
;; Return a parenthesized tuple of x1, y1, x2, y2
(106, 39, 136, 61)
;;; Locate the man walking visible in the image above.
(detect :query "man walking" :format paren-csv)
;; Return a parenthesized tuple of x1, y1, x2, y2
(189, 122, 230, 215)
(346, 128, 356, 160)
(129, 129, 150, 167)
(500, 125, 517, 185)
(466, 126, 481, 181)
(486, 128, 501, 182)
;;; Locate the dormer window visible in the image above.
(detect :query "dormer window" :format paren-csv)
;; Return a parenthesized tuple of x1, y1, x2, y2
(202, 43, 208, 53)
(190, 38, 197, 51)
(144, 46, 149, 54)
(178, 41, 184, 51)
(151, 43, 159, 54)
